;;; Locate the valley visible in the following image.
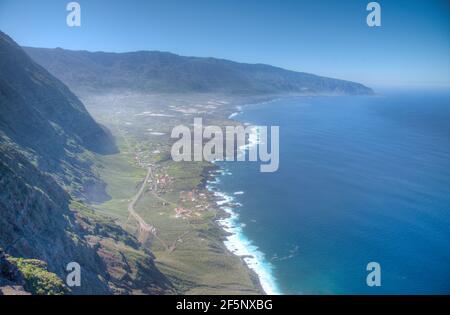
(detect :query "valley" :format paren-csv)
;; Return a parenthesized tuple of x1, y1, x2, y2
(82, 91, 266, 294)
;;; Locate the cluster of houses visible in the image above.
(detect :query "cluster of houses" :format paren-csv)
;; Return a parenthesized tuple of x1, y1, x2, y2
(173, 189, 210, 218)
(179, 189, 208, 203)
(155, 173, 172, 193)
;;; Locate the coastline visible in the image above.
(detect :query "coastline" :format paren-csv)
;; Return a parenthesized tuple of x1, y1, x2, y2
(206, 169, 281, 295)
(204, 98, 283, 295)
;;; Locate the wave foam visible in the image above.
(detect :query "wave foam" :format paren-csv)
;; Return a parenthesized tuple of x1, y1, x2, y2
(208, 180, 281, 295)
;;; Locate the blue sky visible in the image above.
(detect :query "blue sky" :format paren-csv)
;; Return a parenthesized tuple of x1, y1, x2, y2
(0, 0, 449, 87)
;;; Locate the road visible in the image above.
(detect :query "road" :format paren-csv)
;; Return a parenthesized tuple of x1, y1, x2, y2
(127, 167, 169, 250)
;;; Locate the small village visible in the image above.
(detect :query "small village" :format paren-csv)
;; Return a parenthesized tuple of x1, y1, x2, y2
(174, 189, 209, 218)
(132, 145, 212, 223)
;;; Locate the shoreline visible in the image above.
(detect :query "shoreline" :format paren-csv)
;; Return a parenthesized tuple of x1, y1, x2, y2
(204, 98, 283, 295)
(206, 170, 281, 295)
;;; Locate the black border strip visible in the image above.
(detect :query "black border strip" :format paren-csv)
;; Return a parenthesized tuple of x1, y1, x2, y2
(1, 295, 449, 312)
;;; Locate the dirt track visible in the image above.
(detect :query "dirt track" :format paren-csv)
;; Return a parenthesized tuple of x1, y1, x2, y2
(127, 167, 169, 250)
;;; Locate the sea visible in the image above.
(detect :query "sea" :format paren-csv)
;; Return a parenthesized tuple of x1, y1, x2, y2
(206, 89, 450, 294)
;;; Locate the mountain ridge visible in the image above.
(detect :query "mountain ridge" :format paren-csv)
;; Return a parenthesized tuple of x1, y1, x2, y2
(24, 46, 374, 96)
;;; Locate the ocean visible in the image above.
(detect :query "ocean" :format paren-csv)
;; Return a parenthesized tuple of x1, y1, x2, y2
(207, 89, 450, 294)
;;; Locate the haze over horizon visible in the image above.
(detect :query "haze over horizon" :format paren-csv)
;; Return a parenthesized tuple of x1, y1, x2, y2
(0, 0, 449, 88)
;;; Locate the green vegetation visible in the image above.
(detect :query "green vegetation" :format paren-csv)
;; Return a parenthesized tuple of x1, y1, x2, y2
(8, 258, 68, 295)
(92, 135, 147, 219)
(134, 161, 261, 294)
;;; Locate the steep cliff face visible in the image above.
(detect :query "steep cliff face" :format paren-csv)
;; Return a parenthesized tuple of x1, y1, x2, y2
(0, 144, 108, 294)
(0, 31, 117, 203)
(0, 31, 172, 294)
(0, 143, 171, 294)
(0, 33, 117, 155)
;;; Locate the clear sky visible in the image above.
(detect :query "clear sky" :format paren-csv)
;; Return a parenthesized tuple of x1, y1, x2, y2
(0, 0, 449, 87)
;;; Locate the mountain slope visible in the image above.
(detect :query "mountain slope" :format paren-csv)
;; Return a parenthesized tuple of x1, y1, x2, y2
(0, 30, 172, 294)
(1, 36, 117, 156)
(24, 47, 373, 96)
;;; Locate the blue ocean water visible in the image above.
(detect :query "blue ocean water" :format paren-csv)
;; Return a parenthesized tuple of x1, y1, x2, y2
(209, 90, 450, 294)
